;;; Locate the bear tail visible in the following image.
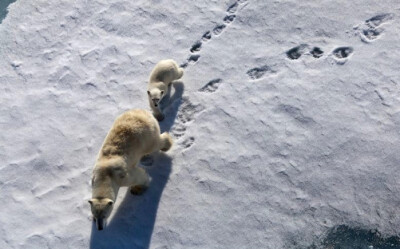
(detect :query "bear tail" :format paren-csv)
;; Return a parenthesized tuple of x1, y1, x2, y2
(160, 132, 173, 151)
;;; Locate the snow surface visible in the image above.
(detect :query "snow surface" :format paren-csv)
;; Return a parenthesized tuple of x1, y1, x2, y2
(1, 0, 400, 248)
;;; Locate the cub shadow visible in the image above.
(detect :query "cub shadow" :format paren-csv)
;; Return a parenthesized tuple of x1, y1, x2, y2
(89, 153, 172, 249)
(158, 81, 184, 133)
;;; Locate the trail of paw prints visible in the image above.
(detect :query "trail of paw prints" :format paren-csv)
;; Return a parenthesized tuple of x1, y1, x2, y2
(284, 43, 353, 65)
(180, 0, 248, 68)
(354, 13, 394, 43)
(171, 97, 205, 150)
(286, 44, 325, 60)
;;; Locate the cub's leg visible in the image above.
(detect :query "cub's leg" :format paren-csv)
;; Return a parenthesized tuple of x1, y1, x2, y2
(176, 67, 184, 79)
(130, 167, 151, 195)
(140, 154, 154, 166)
(159, 132, 173, 151)
(149, 98, 164, 121)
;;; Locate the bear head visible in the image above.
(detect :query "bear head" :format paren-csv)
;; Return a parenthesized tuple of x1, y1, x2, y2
(147, 88, 165, 107)
(88, 198, 114, 230)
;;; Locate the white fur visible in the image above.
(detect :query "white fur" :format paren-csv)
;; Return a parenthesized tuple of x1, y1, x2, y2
(147, 59, 184, 121)
(89, 109, 173, 229)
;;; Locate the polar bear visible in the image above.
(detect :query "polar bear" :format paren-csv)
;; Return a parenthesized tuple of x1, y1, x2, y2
(147, 59, 184, 121)
(89, 109, 173, 230)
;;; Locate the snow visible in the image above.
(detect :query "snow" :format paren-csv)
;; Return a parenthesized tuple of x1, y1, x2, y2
(1, 0, 400, 248)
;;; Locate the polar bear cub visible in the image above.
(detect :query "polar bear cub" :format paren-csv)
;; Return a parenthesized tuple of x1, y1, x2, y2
(147, 59, 184, 121)
(89, 109, 173, 230)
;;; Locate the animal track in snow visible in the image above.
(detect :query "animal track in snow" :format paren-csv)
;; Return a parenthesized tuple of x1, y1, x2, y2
(366, 13, 394, 28)
(331, 47, 353, 65)
(213, 24, 226, 36)
(190, 41, 202, 53)
(286, 44, 308, 60)
(310, 47, 324, 58)
(178, 97, 205, 124)
(332, 47, 353, 59)
(227, 2, 239, 13)
(188, 54, 200, 63)
(277, 104, 316, 126)
(354, 13, 394, 43)
(202, 31, 212, 41)
(247, 65, 275, 80)
(182, 1, 246, 68)
(181, 137, 195, 149)
(361, 28, 383, 41)
(199, 79, 223, 93)
(171, 97, 205, 139)
(181, 54, 201, 68)
(223, 15, 236, 24)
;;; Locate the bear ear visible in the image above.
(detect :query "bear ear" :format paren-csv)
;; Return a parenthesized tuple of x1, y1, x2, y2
(107, 200, 114, 206)
(161, 90, 164, 95)
(147, 90, 150, 95)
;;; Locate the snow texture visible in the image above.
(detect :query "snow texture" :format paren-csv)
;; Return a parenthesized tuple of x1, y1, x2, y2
(1, 0, 400, 248)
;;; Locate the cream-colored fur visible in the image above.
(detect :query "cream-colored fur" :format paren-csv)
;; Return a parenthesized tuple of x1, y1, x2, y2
(147, 59, 184, 121)
(89, 109, 173, 230)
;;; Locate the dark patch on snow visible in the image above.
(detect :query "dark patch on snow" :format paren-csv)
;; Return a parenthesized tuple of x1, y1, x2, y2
(213, 24, 226, 36)
(310, 47, 324, 58)
(199, 79, 222, 93)
(307, 225, 400, 249)
(202, 31, 212, 41)
(223, 14, 236, 24)
(247, 65, 275, 80)
(286, 44, 308, 60)
(0, 0, 17, 24)
(332, 47, 353, 59)
(190, 41, 202, 53)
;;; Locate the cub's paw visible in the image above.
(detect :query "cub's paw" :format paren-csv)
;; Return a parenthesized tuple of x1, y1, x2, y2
(140, 154, 154, 166)
(130, 185, 148, 195)
(154, 113, 165, 121)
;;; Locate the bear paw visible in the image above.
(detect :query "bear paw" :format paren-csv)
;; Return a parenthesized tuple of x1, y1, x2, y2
(155, 113, 165, 121)
(130, 185, 148, 195)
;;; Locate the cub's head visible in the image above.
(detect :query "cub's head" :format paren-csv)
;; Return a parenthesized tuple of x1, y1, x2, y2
(147, 88, 165, 107)
(88, 198, 114, 231)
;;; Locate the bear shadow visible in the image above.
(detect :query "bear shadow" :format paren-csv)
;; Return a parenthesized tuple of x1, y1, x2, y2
(158, 81, 184, 133)
(89, 153, 172, 249)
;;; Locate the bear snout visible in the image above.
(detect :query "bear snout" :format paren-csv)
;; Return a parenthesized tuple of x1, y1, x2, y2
(95, 218, 104, 231)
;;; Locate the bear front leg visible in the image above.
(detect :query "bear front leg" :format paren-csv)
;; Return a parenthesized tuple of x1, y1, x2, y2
(130, 167, 151, 195)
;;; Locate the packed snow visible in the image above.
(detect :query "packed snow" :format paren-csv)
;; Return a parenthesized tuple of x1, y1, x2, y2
(1, 0, 400, 248)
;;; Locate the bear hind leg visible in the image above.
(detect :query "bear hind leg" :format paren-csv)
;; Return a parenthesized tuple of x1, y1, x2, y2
(159, 132, 173, 151)
(176, 68, 184, 79)
(130, 167, 151, 195)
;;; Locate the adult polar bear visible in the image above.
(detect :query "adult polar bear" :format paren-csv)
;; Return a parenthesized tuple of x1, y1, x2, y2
(89, 109, 173, 230)
(147, 59, 184, 121)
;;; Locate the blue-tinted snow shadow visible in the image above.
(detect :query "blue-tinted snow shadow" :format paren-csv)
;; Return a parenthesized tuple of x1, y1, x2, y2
(307, 225, 400, 249)
(0, 0, 16, 24)
(158, 81, 184, 133)
(89, 153, 172, 249)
